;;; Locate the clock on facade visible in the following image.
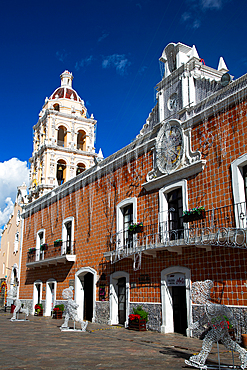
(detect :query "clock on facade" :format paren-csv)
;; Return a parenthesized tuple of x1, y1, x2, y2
(168, 93, 178, 111)
(156, 122, 183, 174)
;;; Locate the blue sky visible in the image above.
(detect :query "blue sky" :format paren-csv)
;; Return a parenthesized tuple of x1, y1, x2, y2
(0, 0, 247, 228)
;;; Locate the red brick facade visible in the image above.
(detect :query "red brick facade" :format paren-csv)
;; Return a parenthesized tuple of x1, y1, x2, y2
(19, 43, 247, 337)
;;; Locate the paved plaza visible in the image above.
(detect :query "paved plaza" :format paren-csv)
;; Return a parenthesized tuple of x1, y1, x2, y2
(0, 311, 244, 369)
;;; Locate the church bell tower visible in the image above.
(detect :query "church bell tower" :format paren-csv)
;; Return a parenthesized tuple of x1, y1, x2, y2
(29, 70, 98, 201)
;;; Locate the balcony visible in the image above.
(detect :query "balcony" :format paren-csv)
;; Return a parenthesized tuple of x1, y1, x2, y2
(57, 140, 66, 147)
(104, 202, 247, 263)
(26, 241, 76, 268)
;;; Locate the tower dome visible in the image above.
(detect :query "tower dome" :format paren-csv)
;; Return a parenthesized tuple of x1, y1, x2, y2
(49, 70, 82, 102)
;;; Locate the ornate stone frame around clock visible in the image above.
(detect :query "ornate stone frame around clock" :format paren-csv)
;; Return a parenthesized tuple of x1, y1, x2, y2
(143, 119, 206, 191)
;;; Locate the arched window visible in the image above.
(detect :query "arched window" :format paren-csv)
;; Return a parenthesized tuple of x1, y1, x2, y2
(53, 103, 60, 111)
(16, 210, 21, 226)
(14, 232, 19, 253)
(57, 126, 67, 147)
(36, 229, 45, 261)
(77, 130, 86, 151)
(56, 160, 66, 185)
(76, 163, 86, 175)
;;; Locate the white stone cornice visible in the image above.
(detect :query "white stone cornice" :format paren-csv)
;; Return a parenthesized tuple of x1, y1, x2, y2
(142, 160, 206, 191)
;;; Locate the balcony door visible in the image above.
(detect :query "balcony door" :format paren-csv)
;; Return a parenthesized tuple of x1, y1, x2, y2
(65, 222, 72, 254)
(159, 180, 187, 243)
(62, 217, 74, 255)
(167, 188, 184, 239)
(36, 230, 45, 261)
(243, 165, 247, 205)
(123, 204, 133, 246)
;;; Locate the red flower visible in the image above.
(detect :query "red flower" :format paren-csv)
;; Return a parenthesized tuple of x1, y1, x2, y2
(35, 304, 41, 310)
(129, 314, 141, 321)
(53, 307, 60, 312)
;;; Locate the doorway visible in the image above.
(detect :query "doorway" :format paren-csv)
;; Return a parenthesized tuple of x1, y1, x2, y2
(172, 286, 187, 335)
(75, 267, 96, 322)
(118, 277, 126, 325)
(161, 266, 191, 335)
(33, 281, 42, 314)
(84, 272, 93, 321)
(45, 280, 56, 316)
(110, 271, 129, 326)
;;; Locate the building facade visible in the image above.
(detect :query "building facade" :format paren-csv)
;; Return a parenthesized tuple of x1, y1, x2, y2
(0, 184, 28, 305)
(18, 42, 247, 338)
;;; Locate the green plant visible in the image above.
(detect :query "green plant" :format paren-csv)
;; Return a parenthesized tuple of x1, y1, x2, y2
(132, 305, 148, 322)
(35, 303, 43, 313)
(28, 247, 36, 253)
(54, 239, 63, 247)
(183, 206, 205, 217)
(40, 243, 48, 251)
(54, 304, 64, 312)
(128, 222, 143, 232)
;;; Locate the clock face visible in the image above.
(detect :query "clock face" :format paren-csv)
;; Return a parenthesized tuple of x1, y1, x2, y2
(156, 123, 183, 174)
(168, 93, 178, 111)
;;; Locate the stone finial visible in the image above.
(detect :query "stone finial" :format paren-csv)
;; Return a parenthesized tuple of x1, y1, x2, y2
(218, 57, 228, 72)
(189, 45, 200, 60)
(98, 148, 104, 160)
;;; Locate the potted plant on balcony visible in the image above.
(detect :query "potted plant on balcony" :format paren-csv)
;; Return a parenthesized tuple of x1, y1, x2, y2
(128, 222, 144, 234)
(183, 206, 206, 222)
(34, 303, 43, 316)
(52, 304, 64, 319)
(28, 247, 36, 254)
(40, 243, 48, 251)
(54, 239, 62, 247)
(128, 305, 148, 331)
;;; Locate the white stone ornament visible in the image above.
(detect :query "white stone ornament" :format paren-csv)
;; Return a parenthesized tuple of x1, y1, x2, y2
(60, 286, 88, 332)
(156, 122, 183, 174)
(185, 280, 247, 369)
(168, 93, 178, 111)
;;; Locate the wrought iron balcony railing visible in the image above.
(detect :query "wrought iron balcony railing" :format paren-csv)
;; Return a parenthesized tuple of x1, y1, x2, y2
(26, 241, 76, 264)
(107, 202, 247, 263)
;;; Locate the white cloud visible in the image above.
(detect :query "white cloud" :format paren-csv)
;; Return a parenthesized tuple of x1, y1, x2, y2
(56, 50, 69, 63)
(0, 158, 29, 229)
(0, 197, 14, 228)
(201, 0, 223, 10)
(193, 19, 201, 28)
(182, 0, 228, 28)
(98, 31, 109, 43)
(181, 12, 191, 22)
(102, 54, 131, 75)
(75, 55, 94, 71)
(138, 65, 147, 75)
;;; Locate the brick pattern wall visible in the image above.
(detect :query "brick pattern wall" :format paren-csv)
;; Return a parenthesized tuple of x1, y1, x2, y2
(19, 98, 247, 326)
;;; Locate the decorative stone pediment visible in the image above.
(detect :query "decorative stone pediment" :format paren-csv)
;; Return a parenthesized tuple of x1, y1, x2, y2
(144, 121, 206, 191)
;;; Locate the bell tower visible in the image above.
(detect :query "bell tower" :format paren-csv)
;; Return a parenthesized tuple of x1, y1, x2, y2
(29, 70, 98, 201)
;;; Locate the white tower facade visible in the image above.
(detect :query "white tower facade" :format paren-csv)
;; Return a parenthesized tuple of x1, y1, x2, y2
(29, 70, 97, 200)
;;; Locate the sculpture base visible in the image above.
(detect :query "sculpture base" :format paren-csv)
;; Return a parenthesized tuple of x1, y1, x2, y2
(60, 327, 88, 333)
(185, 360, 207, 369)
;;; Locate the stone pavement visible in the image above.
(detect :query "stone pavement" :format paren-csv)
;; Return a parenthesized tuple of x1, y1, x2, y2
(0, 311, 244, 369)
